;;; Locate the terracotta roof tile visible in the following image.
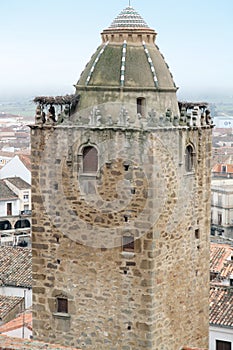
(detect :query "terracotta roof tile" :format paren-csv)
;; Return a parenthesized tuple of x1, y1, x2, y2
(0, 181, 18, 201)
(220, 261, 233, 280)
(4, 177, 30, 190)
(0, 334, 81, 349)
(209, 285, 233, 327)
(0, 296, 23, 321)
(0, 312, 32, 333)
(210, 243, 232, 273)
(212, 163, 233, 173)
(0, 247, 32, 288)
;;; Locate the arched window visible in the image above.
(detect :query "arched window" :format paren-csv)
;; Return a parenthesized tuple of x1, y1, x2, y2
(82, 146, 98, 173)
(185, 145, 194, 172)
(14, 219, 30, 229)
(137, 97, 146, 117)
(0, 220, 11, 230)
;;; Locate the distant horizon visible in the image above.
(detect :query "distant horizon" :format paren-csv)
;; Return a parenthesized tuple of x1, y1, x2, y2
(1, 88, 233, 105)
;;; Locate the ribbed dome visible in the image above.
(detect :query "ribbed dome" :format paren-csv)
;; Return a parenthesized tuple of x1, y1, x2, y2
(109, 6, 149, 29)
(75, 6, 179, 117)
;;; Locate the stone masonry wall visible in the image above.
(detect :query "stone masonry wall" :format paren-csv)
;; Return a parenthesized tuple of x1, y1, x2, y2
(31, 124, 211, 349)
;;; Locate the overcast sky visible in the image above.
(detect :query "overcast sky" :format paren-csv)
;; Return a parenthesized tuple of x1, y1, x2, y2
(1, 0, 233, 101)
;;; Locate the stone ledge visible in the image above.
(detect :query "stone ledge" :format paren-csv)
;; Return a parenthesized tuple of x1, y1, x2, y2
(53, 312, 71, 319)
(120, 251, 135, 259)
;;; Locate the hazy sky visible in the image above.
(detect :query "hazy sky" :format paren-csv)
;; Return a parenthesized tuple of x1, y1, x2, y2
(1, 0, 233, 100)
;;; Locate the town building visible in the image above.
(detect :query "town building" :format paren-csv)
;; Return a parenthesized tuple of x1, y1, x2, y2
(31, 5, 213, 350)
(0, 155, 31, 184)
(0, 177, 31, 247)
(0, 311, 32, 340)
(211, 178, 233, 238)
(209, 242, 233, 350)
(212, 162, 233, 179)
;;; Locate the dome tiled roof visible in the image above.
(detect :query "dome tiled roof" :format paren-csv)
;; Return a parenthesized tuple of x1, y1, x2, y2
(109, 6, 149, 29)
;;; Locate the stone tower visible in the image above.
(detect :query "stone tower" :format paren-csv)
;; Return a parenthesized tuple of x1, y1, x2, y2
(31, 6, 213, 350)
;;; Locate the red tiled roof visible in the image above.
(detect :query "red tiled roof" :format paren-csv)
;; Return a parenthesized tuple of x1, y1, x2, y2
(0, 181, 18, 201)
(220, 261, 233, 279)
(209, 285, 233, 327)
(0, 334, 81, 349)
(0, 312, 32, 333)
(210, 243, 232, 273)
(212, 163, 233, 173)
(0, 152, 15, 158)
(0, 247, 32, 288)
(0, 296, 23, 321)
(4, 177, 30, 190)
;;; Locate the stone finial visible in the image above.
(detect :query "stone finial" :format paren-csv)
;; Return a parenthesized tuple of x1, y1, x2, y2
(173, 115, 179, 127)
(96, 109, 102, 126)
(159, 114, 164, 127)
(147, 109, 158, 127)
(192, 115, 197, 127)
(45, 111, 55, 126)
(135, 113, 143, 129)
(89, 107, 102, 126)
(205, 110, 213, 125)
(179, 107, 187, 126)
(200, 113, 206, 126)
(118, 107, 130, 126)
(49, 105, 56, 122)
(106, 116, 113, 126)
(57, 105, 70, 124)
(166, 108, 172, 124)
(35, 105, 43, 125)
(192, 108, 198, 127)
(186, 113, 192, 127)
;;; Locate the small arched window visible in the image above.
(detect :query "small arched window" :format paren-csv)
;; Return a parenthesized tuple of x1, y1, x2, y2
(185, 145, 194, 172)
(82, 146, 98, 173)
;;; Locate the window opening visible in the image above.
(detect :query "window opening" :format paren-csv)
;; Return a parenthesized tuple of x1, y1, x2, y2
(57, 297, 68, 313)
(195, 229, 200, 239)
(123, 163, 130, 171)
(216, 340, 231, 350)
(222, 165, 227, 173)
(218, 213, 222, 226)
(137, 97, 146, 117)
(82, 146, 98, 173)
(7, 203, 12, 216)
(123, 236, 134, 252)
(185, 145, 194, 172)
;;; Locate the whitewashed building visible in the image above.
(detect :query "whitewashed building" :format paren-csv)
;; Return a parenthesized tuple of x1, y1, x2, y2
(211, 178, 233, 238)
(0, 155, 31, 184)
